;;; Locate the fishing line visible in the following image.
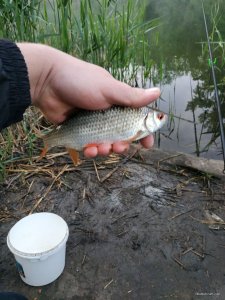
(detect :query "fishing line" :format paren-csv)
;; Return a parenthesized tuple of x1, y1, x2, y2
(201, 0, 225, 173)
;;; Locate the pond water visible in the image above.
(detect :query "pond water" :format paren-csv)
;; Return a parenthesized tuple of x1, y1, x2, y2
(145, 0, 225, 160)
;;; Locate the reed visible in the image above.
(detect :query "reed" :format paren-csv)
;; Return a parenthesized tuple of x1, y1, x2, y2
(0, 0, 158, 180)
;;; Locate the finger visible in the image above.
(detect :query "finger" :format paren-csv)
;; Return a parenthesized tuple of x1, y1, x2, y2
(112, 141, 129, 153)
(84, 146, 98, 158)
(140, 135, 154, 149)
(97, 143, 112, 156)
(104, 80, 160, 107)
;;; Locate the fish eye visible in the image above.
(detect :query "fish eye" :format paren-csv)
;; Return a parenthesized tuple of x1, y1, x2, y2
(157, 112, 164, 120)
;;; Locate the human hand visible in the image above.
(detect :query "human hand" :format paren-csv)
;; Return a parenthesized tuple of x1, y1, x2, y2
(17, 43, 160, 157)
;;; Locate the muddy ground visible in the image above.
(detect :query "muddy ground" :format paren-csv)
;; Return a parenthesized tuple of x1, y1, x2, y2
(0, 147, 225, 300)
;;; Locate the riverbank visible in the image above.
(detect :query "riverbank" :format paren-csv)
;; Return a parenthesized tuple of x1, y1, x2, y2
(0, 147, 225, 299)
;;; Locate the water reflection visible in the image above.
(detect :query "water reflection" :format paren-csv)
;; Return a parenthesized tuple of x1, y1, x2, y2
(145, 0, 225, 159)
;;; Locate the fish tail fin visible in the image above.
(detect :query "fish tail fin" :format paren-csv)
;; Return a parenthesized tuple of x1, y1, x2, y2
(40, 131, 56, 159)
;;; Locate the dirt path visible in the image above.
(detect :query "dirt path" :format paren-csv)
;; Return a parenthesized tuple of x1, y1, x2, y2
(0, 148, 225, 300)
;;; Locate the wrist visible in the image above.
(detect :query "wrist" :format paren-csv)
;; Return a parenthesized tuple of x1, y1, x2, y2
(16, 43, 55, 105)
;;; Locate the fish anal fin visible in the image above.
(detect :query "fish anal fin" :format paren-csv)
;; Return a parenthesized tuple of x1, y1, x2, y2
(40, 146, 48, 159)
(67, 148, 81, 166)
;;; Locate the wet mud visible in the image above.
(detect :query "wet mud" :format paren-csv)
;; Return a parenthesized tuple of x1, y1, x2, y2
(0, 147, 225, 300)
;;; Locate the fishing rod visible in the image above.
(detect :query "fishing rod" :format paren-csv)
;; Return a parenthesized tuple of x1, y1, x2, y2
(202, 0, 225, 172)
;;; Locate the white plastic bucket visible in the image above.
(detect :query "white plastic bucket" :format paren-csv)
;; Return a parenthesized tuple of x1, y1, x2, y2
(7, 212, 69, 286)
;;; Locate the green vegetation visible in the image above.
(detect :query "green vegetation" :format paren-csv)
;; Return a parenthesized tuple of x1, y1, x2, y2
(1, 0, 225, 180)
(0, 0, 158, 179)
(0, 0, 158, 76)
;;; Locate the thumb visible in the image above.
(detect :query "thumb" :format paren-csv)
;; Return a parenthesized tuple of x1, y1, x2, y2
(106, 80, 160, 108)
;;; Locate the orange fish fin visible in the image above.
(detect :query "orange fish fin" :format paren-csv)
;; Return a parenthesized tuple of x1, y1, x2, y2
(40, 146, 48, 159)
(67, 148, 80, 166)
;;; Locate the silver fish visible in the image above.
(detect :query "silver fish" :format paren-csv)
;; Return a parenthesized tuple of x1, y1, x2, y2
(41, 106, 167, 164)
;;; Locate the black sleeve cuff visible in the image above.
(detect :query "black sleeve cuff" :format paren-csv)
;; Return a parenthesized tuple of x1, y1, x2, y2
(0, 39, 31, 130)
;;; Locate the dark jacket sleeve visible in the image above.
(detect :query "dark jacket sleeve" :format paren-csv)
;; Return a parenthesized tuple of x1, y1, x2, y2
(0, 40, 31, 130)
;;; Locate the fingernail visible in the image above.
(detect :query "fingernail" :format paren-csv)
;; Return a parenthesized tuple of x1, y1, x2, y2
(145, 88, 160, 100)
(147, 87, 160, 93)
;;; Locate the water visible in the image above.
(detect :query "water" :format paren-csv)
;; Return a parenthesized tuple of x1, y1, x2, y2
(145, 0, 225, 160)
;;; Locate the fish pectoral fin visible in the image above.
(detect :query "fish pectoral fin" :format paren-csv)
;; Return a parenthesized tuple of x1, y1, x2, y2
(67, 148, 80, 166)
(126, 130, 143, 143)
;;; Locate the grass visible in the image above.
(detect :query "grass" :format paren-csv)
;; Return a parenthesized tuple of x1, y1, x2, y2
(0, 0, 159, 180)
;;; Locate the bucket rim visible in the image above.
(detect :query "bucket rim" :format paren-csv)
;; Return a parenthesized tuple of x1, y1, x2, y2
(7, 227, 69, 259)
(7, 212, 69, 259)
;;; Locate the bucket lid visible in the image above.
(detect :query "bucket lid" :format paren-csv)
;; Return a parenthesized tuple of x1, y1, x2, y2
(7, 212, 69, 258)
